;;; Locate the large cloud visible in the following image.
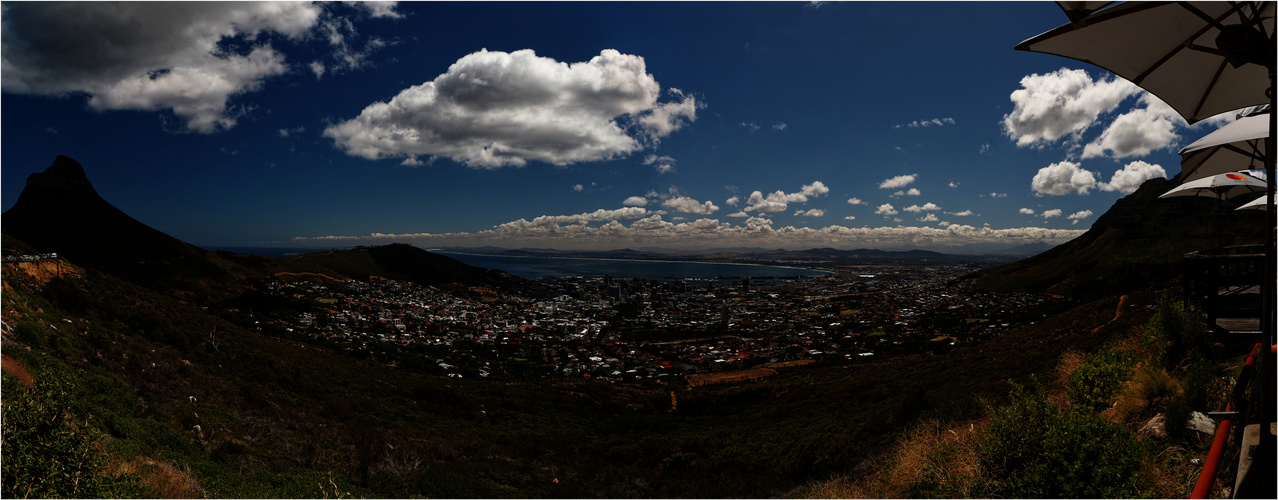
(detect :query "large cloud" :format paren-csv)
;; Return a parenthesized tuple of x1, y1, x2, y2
(1098, 160, 1166, 194)
(1, 2, 391, 133)
(1003, 68, 1140, 147)
(1032, 161, 1098, 196)
(1081, 94, 1183, 159)
(324, 48, 699, 168)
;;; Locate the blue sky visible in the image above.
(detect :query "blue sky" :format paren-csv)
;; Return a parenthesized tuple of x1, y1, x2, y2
(0, 1, 1237, 251)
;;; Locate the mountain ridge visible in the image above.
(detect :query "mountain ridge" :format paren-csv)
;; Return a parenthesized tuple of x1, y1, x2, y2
(2, 156, 519, 301)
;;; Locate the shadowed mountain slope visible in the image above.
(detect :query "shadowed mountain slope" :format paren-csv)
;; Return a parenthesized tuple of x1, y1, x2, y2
(968, 177, 1267, 297)
(2, 155, 205, 267)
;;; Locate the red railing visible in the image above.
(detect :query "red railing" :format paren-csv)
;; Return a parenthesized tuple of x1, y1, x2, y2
(1190, 343, 1261, 499)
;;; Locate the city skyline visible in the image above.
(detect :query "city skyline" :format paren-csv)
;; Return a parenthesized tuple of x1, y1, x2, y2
(1, 1, 1241, 251)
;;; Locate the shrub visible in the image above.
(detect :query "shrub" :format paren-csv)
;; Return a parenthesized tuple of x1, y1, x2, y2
(2, 373, 146, 498)
(14, 320, 47, 349)
(1067, 349, 1135, 413)
(979, 381, 1148, 498)
(1143, 292, 1209, 369)
(1019, 411, 1147, 498)
(977, 380, 1056, 491)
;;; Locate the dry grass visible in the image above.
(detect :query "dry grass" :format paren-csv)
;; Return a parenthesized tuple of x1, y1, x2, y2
(1105, 364, 1182, 425)
(796, 418, 987, 498)
(1052, 349, 1086, 408)
(108, 456, 204, 499)
(1143, 444, 1218, 499)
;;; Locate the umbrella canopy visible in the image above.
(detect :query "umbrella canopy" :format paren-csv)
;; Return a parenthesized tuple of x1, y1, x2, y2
(1016, 1, 1274, 124)
(1055, 1, 1117, 24)
(1159, 171, 1269, 199)
(1179, 105, 1270, 181)
(1237, 194, 1271, 211)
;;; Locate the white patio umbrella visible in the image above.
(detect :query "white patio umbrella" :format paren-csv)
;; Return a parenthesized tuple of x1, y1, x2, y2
(1016, 2, 1274, 125)
(1159, 171, 1268, 200)
(1237, 195, 1270, 211)
(1179, 105, 1270, 182)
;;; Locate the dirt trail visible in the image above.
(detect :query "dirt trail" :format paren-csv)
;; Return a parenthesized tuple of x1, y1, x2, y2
(2, 354, 34, 388)
(1092, 294, 1128, 334)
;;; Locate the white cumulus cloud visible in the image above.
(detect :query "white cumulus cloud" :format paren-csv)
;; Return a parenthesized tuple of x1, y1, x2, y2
(875, 203, 898, 216)
(1032, 161, 1098, 196)
(847, 197, 864, 205)
(903, 203, 941, 213)
(663, 196, 719, 215)
(324, 48, 698, 168)
(1, 2, 398, 133)
(1003, 68, 1140, 148)
(743, 181, 828, 212)
(1082, 94, 1183, 159)
(1099, 160, 1166, 194)
(1067, 210, 1094, 224)
(1042, 209, 1063, 219)
(795, 209, 825, 217)
(1019, 208, 1036, 215)
(622, 196, 648, 206)
(879, 174, 917, 189)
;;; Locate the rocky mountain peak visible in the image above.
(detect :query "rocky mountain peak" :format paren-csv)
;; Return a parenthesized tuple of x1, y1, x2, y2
(23, 155, 96, 194)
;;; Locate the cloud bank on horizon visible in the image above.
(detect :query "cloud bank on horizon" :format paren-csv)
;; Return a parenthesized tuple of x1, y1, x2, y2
(1, 2, 1249, 252)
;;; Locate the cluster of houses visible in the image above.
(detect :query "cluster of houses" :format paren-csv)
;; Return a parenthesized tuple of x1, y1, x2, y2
(256, 264, 1056, 381)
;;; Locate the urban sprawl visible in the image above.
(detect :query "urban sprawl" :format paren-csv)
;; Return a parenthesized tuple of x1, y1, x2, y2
(237, 265, 1059, 382)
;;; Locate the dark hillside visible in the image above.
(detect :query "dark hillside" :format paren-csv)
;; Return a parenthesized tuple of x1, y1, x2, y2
(1, 155, 202, 266)
(968, 177, 1266, 297)
(1, 156, 251, 301)
(253, 244, 513, 290)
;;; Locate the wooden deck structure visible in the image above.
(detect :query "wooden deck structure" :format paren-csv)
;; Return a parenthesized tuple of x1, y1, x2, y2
(1182, 244, 1275, 498)
(1184, 245, 1265, 338)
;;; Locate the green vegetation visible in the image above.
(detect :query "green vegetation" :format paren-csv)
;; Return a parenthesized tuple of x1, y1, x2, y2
(979, 381, 1147, 498)
(1067, 349, 1136, 413)
(2, 369, 145, 498)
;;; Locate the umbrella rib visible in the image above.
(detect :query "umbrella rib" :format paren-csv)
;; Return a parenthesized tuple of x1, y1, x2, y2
(1220, 141, 1268, 163)
(1178, 1, 1246, 33)
(1192, 60, 1230, 120)
(1132, 20, 1219, 85)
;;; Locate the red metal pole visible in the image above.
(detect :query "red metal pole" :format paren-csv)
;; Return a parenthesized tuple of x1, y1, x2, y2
(1189, 343, 1261, 499)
